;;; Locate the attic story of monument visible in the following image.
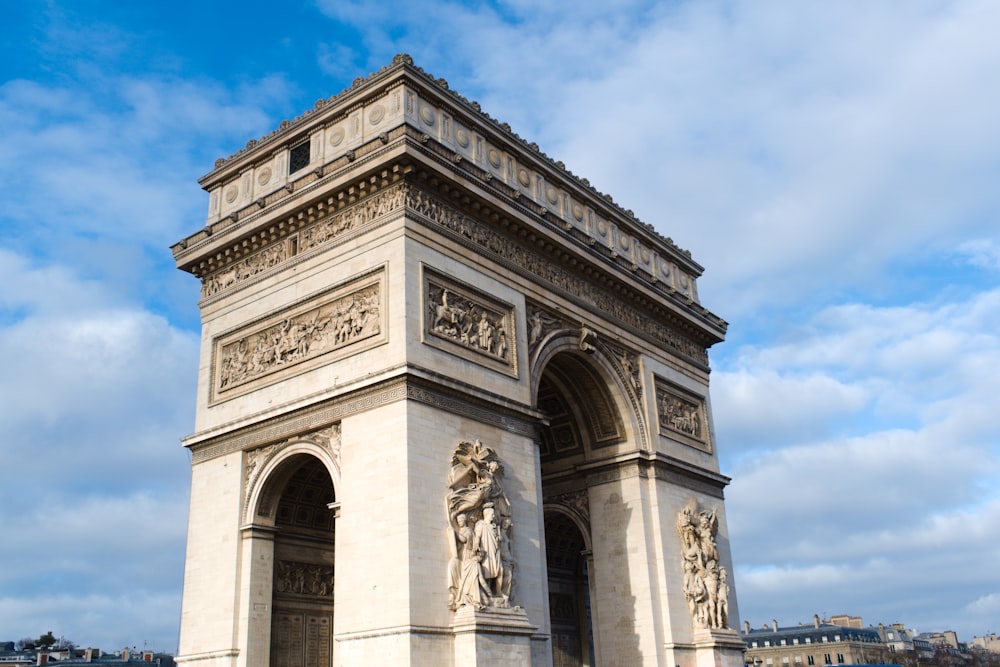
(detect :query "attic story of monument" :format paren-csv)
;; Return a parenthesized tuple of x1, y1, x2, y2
(171, 54, 743, 667)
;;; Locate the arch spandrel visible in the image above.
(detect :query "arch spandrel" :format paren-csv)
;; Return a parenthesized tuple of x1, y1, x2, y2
(243, 425, 341, 527)
(530, 328, 650, 459)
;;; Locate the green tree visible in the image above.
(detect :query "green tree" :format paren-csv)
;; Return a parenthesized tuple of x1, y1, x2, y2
(36, 632, 56, 649)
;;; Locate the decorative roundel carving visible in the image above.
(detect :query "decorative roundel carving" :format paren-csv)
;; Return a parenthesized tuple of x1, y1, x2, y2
(487, 149, 502, 168)
(620, 235, 631, 250)
(369, 104, 385, 125)
(572, 203, 584, 220)
(455, 127, 470, 148)
(660, 261, 671, 277)
(329, 127, 345, 147)
(597, 220, 607, 235)
(545, 186, 558, 204)
(224, 185, 239, 203)
(257, 167, 272, 186)
(640, 247, 650, 263)
(679, 272, 690, 288)
(420, 104, 435, 126)
(517, 169, 530, 188)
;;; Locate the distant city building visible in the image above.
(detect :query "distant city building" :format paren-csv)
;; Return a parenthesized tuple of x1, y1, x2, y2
(971, 635, 1000, 654)
(742, 615, 890, 667)
(874, 623, 935, 664)
(0, 647, 174, 667)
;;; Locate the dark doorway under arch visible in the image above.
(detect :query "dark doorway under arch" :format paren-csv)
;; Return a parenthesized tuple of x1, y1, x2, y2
(269, 456, 336, 667)
(545, 510, 594, 667)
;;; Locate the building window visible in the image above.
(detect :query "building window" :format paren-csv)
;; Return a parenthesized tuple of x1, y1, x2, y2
(887, 633, 894, 641)
(834, 636, 841, 642)
(822, 637, 828, 643)
(808, 657, 815, 666)
(766, 659, 773, 666)
(795, 657, 802, 664)
(794, 639, 800, 645)
(836, 654, 844, 664)
(781, 640, 787, 646)
(765, 641, 771, 647)
(889, 646, 896, 653)
(289, 140, 310, 174)
(782, 658, 789, 665)
(752, 642, 759, 649)
(824, 655, 832, 665)
(805, 638, 812, 645)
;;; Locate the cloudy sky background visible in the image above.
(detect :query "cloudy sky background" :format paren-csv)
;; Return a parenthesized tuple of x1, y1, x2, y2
(2, 0, 998, 652)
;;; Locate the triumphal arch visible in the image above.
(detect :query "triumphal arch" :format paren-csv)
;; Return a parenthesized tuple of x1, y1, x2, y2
(172, 55, 744, 667)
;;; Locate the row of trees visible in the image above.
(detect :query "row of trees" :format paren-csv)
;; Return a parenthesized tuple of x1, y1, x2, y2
(14, 632, 71, 651)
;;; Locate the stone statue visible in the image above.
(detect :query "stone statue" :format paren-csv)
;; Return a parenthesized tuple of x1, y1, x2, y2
(447, 440, 514, 610)
(677, 498, 729, 630)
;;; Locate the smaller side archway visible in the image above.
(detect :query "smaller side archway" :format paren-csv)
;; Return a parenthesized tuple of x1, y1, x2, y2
(242, 440, 340, 667)
(544, 506, 595, 667)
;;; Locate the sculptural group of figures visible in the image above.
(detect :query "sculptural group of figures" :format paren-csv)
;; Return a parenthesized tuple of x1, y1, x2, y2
(659, 393, 702, 438)
(219, 286, 379, 389)
(430, 288, 508, 360)
(677, 498, 730, 630)
(274, 560, 335, 598)
(446, 440, 516, 611)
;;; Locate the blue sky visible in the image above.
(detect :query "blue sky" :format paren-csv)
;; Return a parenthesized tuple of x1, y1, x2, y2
(2, 0, 999, 653)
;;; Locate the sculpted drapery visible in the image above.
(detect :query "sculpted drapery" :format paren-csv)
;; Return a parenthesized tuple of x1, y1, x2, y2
(446, 440, 515, 611)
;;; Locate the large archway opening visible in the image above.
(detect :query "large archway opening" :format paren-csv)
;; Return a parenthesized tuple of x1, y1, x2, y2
(536, 348, 628, 667)
(266, 455, 336, 667)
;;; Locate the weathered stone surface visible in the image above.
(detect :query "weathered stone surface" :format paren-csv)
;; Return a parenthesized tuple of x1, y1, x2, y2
(173, 56, 742, 667)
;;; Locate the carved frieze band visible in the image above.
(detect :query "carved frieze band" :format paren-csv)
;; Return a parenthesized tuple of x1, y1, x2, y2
(406, 186, 709, 365)
(200, 183, 405, 298)
(211, 268, 385, 402)
(274, 560, 335, 598)
(422, 267, 517, 377)
(190, 377, 536, 464)
(655, 376, 711, 453)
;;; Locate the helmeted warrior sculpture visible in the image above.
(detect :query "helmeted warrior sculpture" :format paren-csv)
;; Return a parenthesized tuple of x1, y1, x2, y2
(446, 440, 515, 610)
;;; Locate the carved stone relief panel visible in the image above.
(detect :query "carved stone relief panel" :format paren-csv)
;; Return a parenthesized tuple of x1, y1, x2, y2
(406, 186, 710, 365)
(422, 266, 517, 378)
(212, 269, 386, 403)
(655, 376, 711, 453)
(274, 560, 335, 598)
(446, 440, 516, 612)
(677, 498, 730, 630)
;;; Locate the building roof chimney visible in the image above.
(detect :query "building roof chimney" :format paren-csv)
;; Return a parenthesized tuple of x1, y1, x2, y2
(814, 614, 821, 628)
(745, 620, 751, 634)
(773, 619, 779, 632)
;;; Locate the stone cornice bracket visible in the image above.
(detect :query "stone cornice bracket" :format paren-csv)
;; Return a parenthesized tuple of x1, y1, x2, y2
(579, 326, 598, 354)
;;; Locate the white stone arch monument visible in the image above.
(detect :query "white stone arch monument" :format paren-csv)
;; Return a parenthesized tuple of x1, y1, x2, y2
(173, 55, 744, 667)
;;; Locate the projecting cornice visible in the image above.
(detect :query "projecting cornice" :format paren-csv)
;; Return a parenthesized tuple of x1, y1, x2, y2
(172, 54, 728, 346)
(200, 55, 689, 257)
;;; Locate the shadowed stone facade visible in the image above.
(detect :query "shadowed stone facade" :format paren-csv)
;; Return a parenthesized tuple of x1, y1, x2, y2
(172, 54, 744, 667)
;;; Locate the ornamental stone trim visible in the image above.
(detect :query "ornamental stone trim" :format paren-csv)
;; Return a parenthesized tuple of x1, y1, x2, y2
(405, 184, 711, 366)
(422, 266, 517, 378)
(655, 375, 712, 453)
(188, 376, 537, 464)
(210, 268, 386, 403)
